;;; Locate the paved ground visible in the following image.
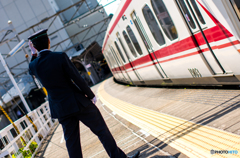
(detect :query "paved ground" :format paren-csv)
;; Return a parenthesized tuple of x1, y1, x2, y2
(105, 78, 240, 135)
(35, 81, 176, 158)
(99, 79, 240, 157)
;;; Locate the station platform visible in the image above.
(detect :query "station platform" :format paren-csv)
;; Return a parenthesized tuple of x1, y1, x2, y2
(35, 77, 240, 158)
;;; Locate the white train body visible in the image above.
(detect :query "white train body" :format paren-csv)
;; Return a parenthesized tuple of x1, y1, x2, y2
(102, 0, 240, 86)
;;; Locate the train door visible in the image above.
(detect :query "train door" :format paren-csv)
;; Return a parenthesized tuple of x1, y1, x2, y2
(176, 0, 229, 75)
(108, 48, 126, 82)
(110, 45, 130, 83)
(107, 51, 122, 80)
(131, 11, 168, 79)
(113, 41, 134, 84)
(105, 53, 118, 78)
(116, 32, 144, 83)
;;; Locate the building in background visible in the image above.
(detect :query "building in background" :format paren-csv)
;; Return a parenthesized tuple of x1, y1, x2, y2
(48, 0, 111, 85)
(0, 0, 72, 91)
(49, 0, 108, 54)
(0, 0, 72, 130)
(0, 0, 111, 130)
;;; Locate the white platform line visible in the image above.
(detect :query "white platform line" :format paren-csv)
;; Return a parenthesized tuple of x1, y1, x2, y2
(88, 100, 173, 157)
(139, 129, 150, 137)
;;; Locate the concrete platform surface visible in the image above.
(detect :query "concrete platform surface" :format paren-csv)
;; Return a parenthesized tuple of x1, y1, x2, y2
(98, 78, 240, 158)
(104, 78, 240, 135)
(35, 81, 176, 158)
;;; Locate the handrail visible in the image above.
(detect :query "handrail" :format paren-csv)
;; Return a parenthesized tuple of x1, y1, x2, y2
(0, 101, 56, 158)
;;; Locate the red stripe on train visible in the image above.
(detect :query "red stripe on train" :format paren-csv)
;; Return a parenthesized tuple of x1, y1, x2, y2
(108, 0, 239, 74)
(114, 39, 240, 73)
(127, 1, 237, 70)
(103, 0, 132, 51)
(102, 35, 109, 51)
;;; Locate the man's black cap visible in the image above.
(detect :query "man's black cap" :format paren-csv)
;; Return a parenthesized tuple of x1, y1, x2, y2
(28, 29, 48, 41)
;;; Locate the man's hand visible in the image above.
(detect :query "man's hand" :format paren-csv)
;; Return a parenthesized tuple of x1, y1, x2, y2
(28, 40, 37, 55)
(91, 96, 97, 105)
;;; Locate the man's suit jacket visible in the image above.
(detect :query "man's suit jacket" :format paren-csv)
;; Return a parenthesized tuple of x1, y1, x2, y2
(29, 50, 95, 119)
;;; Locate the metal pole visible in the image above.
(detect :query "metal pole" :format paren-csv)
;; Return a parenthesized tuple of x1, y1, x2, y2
(0, 53, 31, 113)
(11, 20, 40, 89)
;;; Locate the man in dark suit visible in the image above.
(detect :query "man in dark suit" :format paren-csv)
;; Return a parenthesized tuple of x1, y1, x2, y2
(28, 29, 140, 158)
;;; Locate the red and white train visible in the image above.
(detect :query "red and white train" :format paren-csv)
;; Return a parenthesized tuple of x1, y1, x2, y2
(102, 0, 240, 86)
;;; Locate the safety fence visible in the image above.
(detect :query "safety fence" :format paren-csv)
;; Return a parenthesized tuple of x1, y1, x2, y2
(0, 102, 56, 158)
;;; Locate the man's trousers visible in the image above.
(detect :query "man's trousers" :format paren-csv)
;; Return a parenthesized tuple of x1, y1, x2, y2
(59, 103, 127, 158)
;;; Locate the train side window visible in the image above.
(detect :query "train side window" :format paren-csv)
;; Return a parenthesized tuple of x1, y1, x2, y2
(230, 0, 240, 20)
(105, 55, 112, 68)
(106, 52, 113, 67)
(117, 33, 131, 60)
(114, 41, 126, 63)
(123, 30, 138, 58)
(109, 51, 117, 67)
(110, 46, 120, 65)
(190, 0, 206, 24)
(110, 46, 124, 71)
(151, 0, 178, 40)
(126, 26, 143, 55)
(108, 54, 115, 68)
(177, 0, 196, 29)
(142, 5, 165, 46)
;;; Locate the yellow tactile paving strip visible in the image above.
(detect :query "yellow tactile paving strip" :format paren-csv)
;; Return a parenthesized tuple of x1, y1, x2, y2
(98, 81, 240, 158)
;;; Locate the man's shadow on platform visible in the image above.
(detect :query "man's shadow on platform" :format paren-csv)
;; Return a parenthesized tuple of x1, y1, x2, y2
(127, 144, 182, 158)
(136, 94, 240, 158)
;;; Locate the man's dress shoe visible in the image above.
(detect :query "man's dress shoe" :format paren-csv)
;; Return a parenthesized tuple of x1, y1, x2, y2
(128, 151, 140, 158)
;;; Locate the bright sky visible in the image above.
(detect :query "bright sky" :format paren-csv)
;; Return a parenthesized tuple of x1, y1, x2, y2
(97, 0, 121, 15)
